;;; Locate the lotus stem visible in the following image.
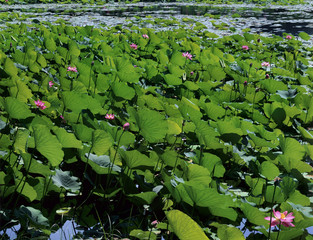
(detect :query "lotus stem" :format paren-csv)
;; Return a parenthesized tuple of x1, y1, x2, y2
(106, 131, 124, 190)
(267, 184, 277, 240)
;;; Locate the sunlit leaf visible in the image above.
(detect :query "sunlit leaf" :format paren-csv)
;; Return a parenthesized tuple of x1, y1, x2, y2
(33, 125, 64, 167)
(166, 210, 210, 240)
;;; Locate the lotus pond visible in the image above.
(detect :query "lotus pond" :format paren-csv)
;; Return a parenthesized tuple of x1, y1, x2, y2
(1, 1, 313, 240)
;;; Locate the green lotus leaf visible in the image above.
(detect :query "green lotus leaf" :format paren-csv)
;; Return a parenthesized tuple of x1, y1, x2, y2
(170, 51, 186, 67)
(211, 223, 245, 240)
(21, 153, 53, 177)
(44, 37, 56, 52)
(263, 103, 286, 125)
(261, 78, 288, 93)
(179, 97, 202, 120)
(195, 121, 223, 149)
(71, 124, 93, 142)
(298, 126, 313, 142)
(168, 63, 185, 76)
(4, 97, 35, 120)
(183, 183, 234, 208)
(86, 153, 121, 174)
(265, 185, 284, 203)
(278, 155, 312, 173)
(240, 203, 268, 226)
(62, 91, 88, 112)
(201, 153, 225, 178)
(9, 80, 33, 103)
(37, 54, 47, 68)
(4, 57, 18, 77)
(277, 88, 297, 99)
(130, 229, 157, 240)
(259, 161, 280, 180)
(33, 125, 64, 167)
(68, 40, 80, 57)
(280, 177, 297, 199)
(141, 94, 164, 111)
(201, 102, 225, 121)
(245, 176, 266, 196)
(279, 136, 305, 161)
(92, 130, 113, 156)
(164, 74, 182, 85)
(248, 133, 277, 148)
(135, 108, 168, 142)
(245, 91, 265, 103)
(122, 150, 156, 169)
(157, 49, 169, 65)
(15, 206, 49, 228)
(299, 31, 311, 40)
(112, 81, 135, 100)
(52, 127, 83, 149)
(208, 206, 238, 221)
(184, 81, 199, 91)
(116, 58, 140, 83)
(161, 150, 183, 167)
(166, 210, 210, 240)
(167, 120, 182, 135)
(13, 128, 29, 154)
(187, 164, 211, 181)
(287, 190, 310, 206)
(208, 66, 226, 81)
(52, 169, 81, 192)
(16, 180, 37, 203)
(128, 191, 157, 205)
(258, 228, 303, 240)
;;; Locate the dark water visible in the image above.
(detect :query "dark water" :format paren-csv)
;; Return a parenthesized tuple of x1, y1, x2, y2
(2, 2, 313, 36)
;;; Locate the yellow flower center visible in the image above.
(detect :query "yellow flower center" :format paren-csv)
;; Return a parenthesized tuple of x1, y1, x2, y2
(280, 213, 286, 219)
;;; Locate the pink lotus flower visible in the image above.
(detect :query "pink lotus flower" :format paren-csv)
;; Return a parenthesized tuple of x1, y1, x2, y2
(242, 45, 249, 50)
(130, 43, 138, 50)
(123, 122, 130, 131)
(182, 52, 192, 60)
(151, 220, 159, 226)
(105, 114, 115, 120)
(67, 66, 77, 72)
(261, 62, 270, 67)
(142, 34, 149, 39)
(49, 81, 54, 88)
(286, 35, 292, 40)
(265, 209, 295, 227)
(34, 100, 46, 110)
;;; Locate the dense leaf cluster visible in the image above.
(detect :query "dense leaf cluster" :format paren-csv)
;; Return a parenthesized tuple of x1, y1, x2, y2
(0, 19, 313, 239)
